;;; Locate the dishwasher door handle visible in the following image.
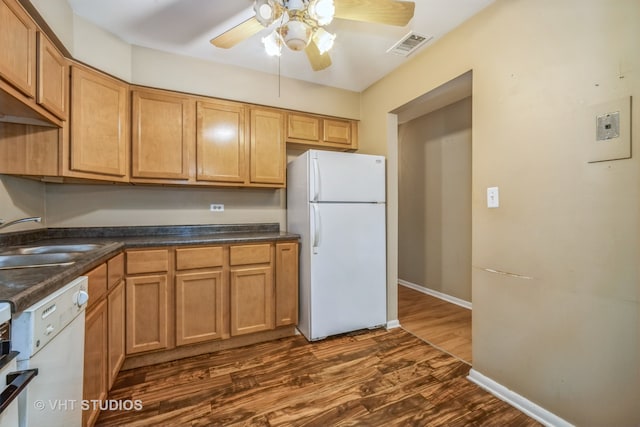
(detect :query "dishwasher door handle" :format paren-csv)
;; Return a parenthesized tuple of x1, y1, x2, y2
(0, 368, 38, 414)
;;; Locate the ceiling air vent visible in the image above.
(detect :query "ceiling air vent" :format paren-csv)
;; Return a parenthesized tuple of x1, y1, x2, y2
(387, 32, 433, 57)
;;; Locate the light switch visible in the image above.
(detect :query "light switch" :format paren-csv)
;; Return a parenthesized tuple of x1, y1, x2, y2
(487, 187, 499, 208)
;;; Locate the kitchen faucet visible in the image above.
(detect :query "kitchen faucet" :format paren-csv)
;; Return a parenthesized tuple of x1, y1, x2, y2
(0, 217, 42, 230)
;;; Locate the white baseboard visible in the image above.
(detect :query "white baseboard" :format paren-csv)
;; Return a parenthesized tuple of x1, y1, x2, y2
(398, 279, 472, 310)
(467, 369, 574, 427)
(386, 319, 401, 329)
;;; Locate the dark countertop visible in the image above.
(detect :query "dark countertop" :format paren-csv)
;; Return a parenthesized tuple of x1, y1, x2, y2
(0, 223, 299, 313)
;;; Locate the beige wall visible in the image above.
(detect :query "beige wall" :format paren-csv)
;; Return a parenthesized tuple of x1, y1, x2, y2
(15, 0, 360, 231)
(0, 176, 46, 232)
(398, 97, 472, 302)
(361, 0, 639, 425)
(44, 184, 285, 228)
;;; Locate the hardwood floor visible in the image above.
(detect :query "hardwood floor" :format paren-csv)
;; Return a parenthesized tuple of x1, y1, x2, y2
(96, 328, 540, 426)
(398, 285, 472, 364)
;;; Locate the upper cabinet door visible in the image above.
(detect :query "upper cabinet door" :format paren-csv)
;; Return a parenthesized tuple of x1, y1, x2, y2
(37, 32, 67, 120)
(323, 119, 352, 145)
(0, 0, 36, 98)
(196, 100, 247, 184)
(250, 107, 285, 186)
(70, 65, 129, 179)
(287, 113, 320, 142)
(131, 89, 194, 181)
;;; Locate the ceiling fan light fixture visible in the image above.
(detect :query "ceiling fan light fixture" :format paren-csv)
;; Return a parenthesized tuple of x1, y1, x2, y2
(308, 0, 335, 26)
(279, 18, 312, 51)
(262, 30, 282, 56)
(312, 27, 335, 54)
(254, 0, 279, 27)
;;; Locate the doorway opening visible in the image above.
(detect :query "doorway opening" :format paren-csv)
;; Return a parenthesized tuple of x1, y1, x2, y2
(391, 71, 473, 363)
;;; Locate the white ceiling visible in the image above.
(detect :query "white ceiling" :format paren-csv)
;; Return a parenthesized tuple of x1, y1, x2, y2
(66, 0, 494, 92)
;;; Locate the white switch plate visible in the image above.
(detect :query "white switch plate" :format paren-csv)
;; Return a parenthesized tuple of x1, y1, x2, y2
(487, 187, 499, 208)
(210, 204, 224, 212)
(587, 96, 631, 163)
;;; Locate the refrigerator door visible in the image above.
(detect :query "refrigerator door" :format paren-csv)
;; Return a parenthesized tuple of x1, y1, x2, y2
(310, 150, 385, 203)
(308, 202, 386, 340)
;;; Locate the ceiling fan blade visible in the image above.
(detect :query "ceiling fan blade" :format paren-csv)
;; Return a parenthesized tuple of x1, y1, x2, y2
(305, 41, 332, 71)
(334, 0, 415, 26)
(210, 17, 264, 49)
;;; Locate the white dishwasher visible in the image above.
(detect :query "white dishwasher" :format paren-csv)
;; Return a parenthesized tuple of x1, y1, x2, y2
(12, 276, 89, 427)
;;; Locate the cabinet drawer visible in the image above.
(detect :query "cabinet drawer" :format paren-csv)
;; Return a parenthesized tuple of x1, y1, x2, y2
(175, 246, 223, 270)
(107, 252, 124, 289)
(230, 244, 271, 266)
(126, 249, 169, 274)
(86, 263, 107, 307)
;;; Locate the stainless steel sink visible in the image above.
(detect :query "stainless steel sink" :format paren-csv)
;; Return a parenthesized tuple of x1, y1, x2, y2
(0, 253, 78, 270)
(0, 244, 103, 256)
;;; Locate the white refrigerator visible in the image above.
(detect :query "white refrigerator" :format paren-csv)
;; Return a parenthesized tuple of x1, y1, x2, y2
(287, 149, 387, 341)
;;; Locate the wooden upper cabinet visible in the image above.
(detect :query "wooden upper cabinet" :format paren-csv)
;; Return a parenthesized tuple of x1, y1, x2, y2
(323, 119, 352, 145)
(196, 100, 247, 184)
(286, 112, 358, 151)
(131, 89, 194, 181)
(70, 65, 129, 180)
(36, 32, 67, 120)
(0, 0, 36, 98)
(287, 113, 319, 142)
(249, 107, 285, 186)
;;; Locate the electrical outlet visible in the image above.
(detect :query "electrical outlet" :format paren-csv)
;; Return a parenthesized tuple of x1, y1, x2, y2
(210, 204, 224, 212)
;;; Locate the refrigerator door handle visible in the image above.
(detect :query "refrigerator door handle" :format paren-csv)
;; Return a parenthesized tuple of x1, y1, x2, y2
(312, 157, 320, 202)
(312, 204, 320, 254)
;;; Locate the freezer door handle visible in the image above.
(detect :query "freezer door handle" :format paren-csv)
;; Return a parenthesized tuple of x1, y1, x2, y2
(312, 204, 320, 254)
(312, 157, 320, 202)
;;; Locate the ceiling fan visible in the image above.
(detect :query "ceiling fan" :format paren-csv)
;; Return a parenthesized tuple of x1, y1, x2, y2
(210, 0, 415, 71)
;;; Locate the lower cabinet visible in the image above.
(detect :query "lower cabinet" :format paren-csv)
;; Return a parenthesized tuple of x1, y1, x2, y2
(275, 242, 299, 326)
(230, 265, 274, 336)
(125, 274, 168, 354)
(83, 253, 125, 427)
(175, 270, 225, 345)
(123, 241, 299, 359)
(107, 280, 125, 388)
(83, 298, 107, 427)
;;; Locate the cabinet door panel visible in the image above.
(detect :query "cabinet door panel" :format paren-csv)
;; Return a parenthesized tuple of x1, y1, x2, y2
(83, 299, 108, 427)
(37, 32, 67, 119)
(126, 275, 168, 354)
(230, 266, 274, 336)
(108, 280, 125, 388)
(0, 0, 36, 97)
(323, 119, 351, 145)
(196, 101, 246, 183)
(287, 113, 319, 142)
(132, 90, 193, 180)
(250, 108, 285, 185)
(175, 271, 225, 346)
(275, 242, 299, 327)
(70, 65, 128, 178)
